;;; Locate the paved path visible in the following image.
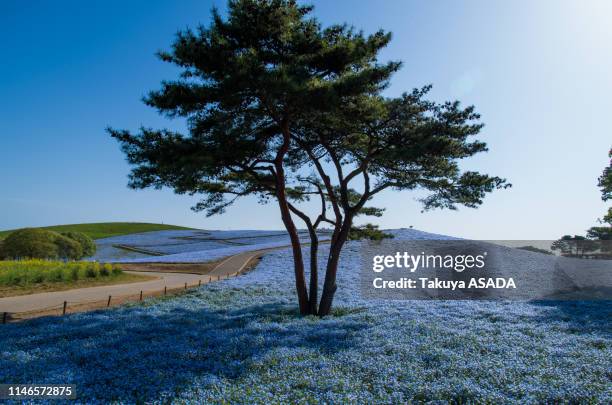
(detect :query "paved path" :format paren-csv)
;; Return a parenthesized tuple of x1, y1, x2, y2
(0, 248, 273, 314)
(208, 249, 269, 277)
(0, 272, 206, 313)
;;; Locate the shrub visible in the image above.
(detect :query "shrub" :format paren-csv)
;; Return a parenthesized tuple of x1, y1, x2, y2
(70, 265, 80, 281)
(54, 234, 83, 260)
(2, 228, 60, 259)
(100, 263, 112, 276)
(49, 266, 65, 282)
(61, 231, 97, 257)
(86, 262, 100, 278)
(1, 228, 96, 260)
(111, 265, 122, 276)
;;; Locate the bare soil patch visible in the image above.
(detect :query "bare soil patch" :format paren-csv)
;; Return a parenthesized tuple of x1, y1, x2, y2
(118, 261, 222, 275)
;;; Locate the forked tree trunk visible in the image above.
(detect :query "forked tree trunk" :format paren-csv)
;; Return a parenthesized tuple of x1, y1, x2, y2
(318, 218, 352, 316)
(277, 198, 310, 315)
(275, 123, 310, 315)
(275, 152, 309, 313)
(306, 226, 319, 315)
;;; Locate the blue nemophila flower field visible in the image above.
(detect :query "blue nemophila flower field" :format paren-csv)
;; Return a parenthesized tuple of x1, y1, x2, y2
(0, 230, 610, 403)
(91, 229, 322, 262)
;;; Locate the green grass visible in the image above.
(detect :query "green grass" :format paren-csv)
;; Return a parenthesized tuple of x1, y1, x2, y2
(0, 222, 196, 241)
(0, 259, 154, 297)
(0, 260, 124, 286)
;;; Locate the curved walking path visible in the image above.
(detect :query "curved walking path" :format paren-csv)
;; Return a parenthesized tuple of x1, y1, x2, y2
(0, 248, 274, 314)
(208, 248, 271, 277)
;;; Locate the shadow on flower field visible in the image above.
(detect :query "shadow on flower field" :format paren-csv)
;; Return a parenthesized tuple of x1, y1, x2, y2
(530, 299, 612, 336)
(0, 288, 369, 402)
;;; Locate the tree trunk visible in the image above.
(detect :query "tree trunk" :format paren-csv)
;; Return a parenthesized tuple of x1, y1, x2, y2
(276, 196, 310, 315)
(318, 218, 352, 316)
(274, 121, 310, 315)
(306, 225, 319, 315)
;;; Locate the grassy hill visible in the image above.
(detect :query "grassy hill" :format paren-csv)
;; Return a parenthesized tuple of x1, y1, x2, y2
(0, 222, 196, 240)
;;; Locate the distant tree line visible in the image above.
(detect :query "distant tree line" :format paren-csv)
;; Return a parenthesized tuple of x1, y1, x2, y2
(552, 147, 611, 258)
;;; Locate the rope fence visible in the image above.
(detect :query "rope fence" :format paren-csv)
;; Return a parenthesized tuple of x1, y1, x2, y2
(1, 271, 243, 324)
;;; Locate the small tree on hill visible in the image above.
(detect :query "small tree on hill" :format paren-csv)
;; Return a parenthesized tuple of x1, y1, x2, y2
(348, 224, 394, 241)
(109, 0, 509, 316)
(552, 148, 611, 257)
(584, 147, 611, 257)
(587, 147, 611, 241)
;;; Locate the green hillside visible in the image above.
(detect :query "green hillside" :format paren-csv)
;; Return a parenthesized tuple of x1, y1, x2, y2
(0, 222, 196, 240)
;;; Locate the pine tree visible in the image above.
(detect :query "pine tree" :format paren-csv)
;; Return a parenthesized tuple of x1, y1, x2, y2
(109, 0, 509, 315)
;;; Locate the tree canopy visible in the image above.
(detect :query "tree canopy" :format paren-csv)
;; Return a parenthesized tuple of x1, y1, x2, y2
(110, 0, 509, 315)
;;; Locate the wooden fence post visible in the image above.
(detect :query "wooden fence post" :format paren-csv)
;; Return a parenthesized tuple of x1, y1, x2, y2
(164, 286, 167, 296)
(209, 276, 211, 283)
(107, 295, 112, 307)
(198, 279, 201, 287)
(184, 282, 187, 290)
(140, 291, 143, 301)
(2, 312, 7, 324)
(62, 301, 67, 315)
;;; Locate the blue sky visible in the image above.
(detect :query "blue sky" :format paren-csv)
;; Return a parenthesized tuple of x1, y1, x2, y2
(1, 0, 610, 239)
